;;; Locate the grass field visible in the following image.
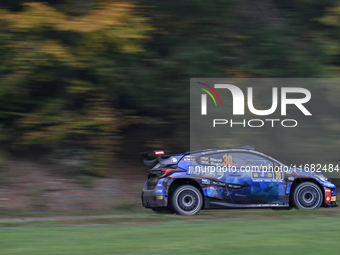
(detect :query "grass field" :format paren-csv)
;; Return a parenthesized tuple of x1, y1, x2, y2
(0, 210, 340, 254)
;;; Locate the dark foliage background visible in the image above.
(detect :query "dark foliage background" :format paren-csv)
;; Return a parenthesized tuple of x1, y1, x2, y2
(0, 0, 339, 176)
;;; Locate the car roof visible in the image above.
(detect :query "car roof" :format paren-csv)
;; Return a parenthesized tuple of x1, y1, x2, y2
(184, 145, 255, 155)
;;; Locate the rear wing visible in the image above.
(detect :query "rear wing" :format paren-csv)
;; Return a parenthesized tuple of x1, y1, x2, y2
(140, 150, 183, 167)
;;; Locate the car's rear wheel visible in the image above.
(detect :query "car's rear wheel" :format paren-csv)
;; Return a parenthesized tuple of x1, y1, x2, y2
(292, 182, 323, 209)
(171, 185, 203, 216)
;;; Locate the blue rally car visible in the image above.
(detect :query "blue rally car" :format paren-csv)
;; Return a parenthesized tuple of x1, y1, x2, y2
(141, 146, 337, 215)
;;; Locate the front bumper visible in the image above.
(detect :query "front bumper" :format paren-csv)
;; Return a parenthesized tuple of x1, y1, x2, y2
(141, 181, 167, 208)
(323, 184, 337, 207)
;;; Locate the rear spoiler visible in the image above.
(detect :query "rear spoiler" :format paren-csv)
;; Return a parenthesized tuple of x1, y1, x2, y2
(140, 150, 182, 167)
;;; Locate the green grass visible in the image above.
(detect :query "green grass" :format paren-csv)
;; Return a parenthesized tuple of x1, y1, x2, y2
(0, 211, 339, 254)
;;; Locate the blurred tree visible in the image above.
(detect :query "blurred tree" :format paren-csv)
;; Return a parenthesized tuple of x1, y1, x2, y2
(0, 1, 153, 175)
(319, 2, 340, 75)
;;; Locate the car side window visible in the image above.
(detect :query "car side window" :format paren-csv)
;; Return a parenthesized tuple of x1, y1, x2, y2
(242, 153, 272, 166)
(197, 152, 274, 169)
(197, 152, 243, 167)
(197, 153, 224, 166)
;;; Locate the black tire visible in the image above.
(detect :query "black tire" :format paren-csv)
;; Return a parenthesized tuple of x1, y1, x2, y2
(151, 208, 172, 214)
(292, 182, 323, 210)
(171, 185, 203, 216)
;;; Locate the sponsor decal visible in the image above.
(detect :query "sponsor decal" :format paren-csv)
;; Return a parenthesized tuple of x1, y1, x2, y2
(235, 193, 247, 197)
(223, 154, 233, 167)
(228, 184, 242, 189)
(171, 158, 178, 163)
(156, 195, 163, 200)
(201, 178, 210, 185)
(331, 196, 336, 202)
(253, 178, 283, 183)
(252, 172, 282, 180)
(212, 181, 225, 187)
(182, 155, 196, 162)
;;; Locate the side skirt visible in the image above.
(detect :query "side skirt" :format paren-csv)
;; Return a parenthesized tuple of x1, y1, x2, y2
(204, 198, 290, 209)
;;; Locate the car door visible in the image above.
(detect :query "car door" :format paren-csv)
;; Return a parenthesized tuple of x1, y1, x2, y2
(241, 153, 286, 204)
(222, 152, 253, 203)
(196, 151, 252, 203)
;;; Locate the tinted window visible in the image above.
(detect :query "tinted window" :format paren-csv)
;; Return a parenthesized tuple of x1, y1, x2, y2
(239, 153, 273, 168)
(197, 152, 273, 169)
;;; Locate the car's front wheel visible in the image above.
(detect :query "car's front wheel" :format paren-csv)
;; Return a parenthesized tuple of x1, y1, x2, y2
(171, 185, 203, 216)
(292, 182, 323, 209)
